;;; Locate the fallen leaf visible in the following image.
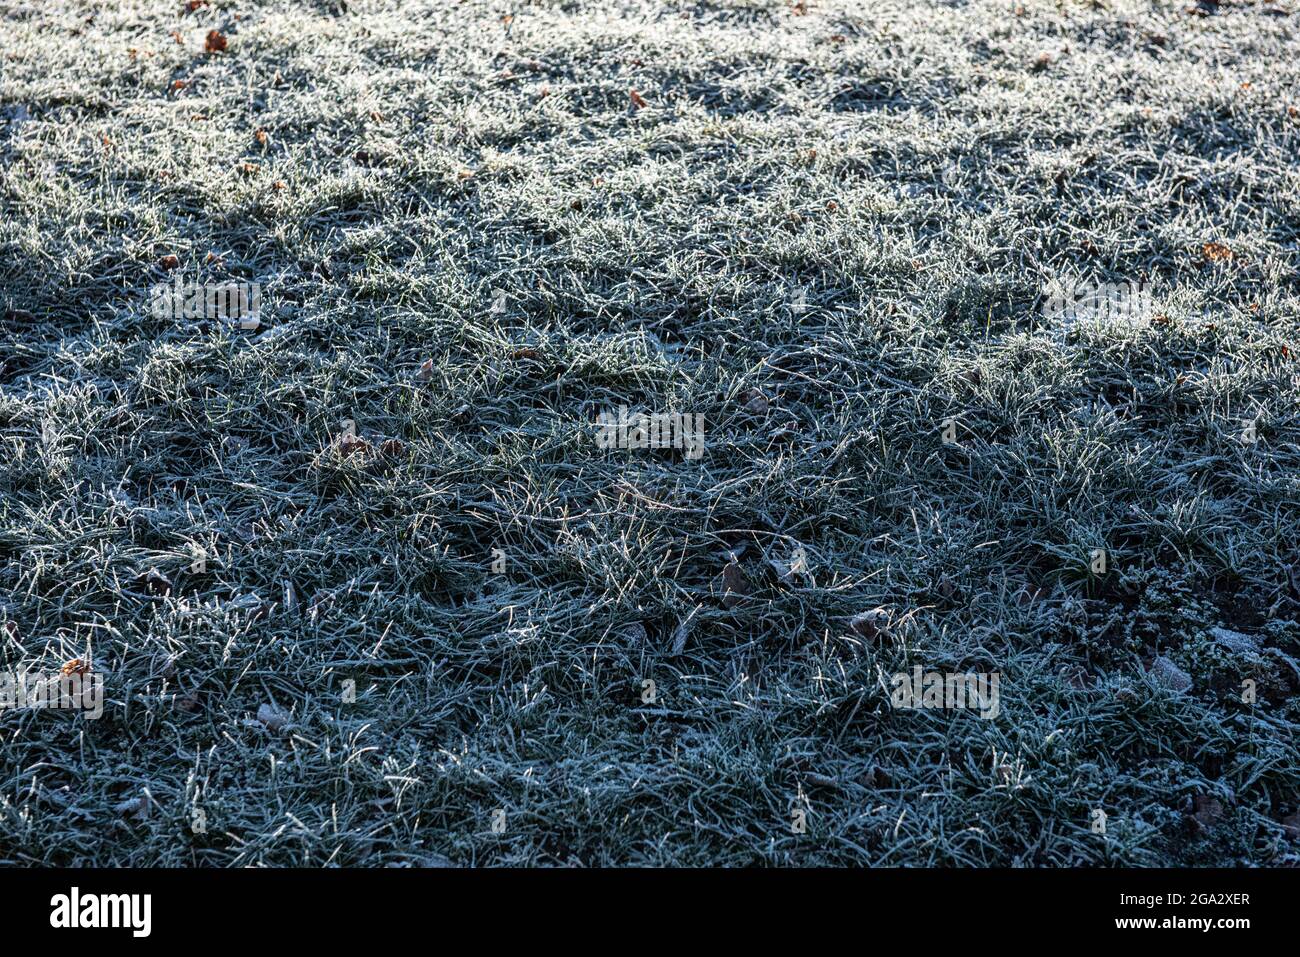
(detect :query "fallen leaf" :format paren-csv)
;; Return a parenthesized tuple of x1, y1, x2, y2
(380, 438, 405, 457)
(1210, 627, 1260, 656)
(204, 30, 227, 54)
(415, 358, 434, 383)
(1192, 794, 1225, 828)
(720, 562, 750, 608)
(159, 254, 180, 270)
(848, 607, 890, 639)
(671, 608, 699, 654)
(226, 589, 265, 614)
(768, 547, 808, 583)
(255, 128, 268, 145)
(256, 702, 290, 732)
(60, 658, 91, 677)
(629, 88, 649, 109)
(138, 568, 172, 596)
(1283, 810, 1300, 839)
(337, 432, 369, 458)
(114, 793, 152, 818)
(1202, 241, 1234, 262)
(1149, 655, 1192, 692)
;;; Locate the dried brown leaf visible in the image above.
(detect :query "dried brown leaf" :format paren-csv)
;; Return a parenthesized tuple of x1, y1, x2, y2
(848, 607, 890, 639)
(60, 658, 91, 677)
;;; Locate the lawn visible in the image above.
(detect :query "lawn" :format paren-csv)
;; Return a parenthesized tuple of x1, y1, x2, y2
(1, 0, 1298, 866)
